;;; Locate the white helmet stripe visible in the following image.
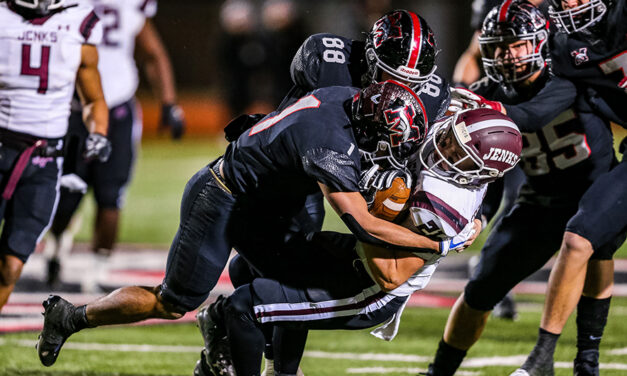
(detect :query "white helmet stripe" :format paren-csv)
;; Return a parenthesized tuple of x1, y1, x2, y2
(465, 118, 518, 134)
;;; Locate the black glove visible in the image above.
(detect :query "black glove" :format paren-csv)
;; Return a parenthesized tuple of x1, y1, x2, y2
(160, 103, 185, 140)
(83, 132, 112, 162)
(359, 164, 413, 205)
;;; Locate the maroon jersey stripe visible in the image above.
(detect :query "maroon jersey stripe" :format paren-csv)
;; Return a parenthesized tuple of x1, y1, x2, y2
(411, 191, 468, 233)
(79, 11, 99, 41)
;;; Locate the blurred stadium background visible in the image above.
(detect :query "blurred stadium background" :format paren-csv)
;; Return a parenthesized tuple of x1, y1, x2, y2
(1, 0, 626, 375)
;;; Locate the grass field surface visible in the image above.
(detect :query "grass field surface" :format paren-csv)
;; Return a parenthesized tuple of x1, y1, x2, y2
(75, 131, 627, 256)
(1, 295, 627, 375)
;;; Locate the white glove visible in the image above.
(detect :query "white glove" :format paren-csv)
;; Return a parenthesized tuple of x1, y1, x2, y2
(439, 220, 477, 256)
(84, 133, 112, 162)
(60, 173, 88, 193)
(447, 87, 482, 114)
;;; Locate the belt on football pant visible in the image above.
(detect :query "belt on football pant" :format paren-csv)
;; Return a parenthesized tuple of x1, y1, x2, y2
(0, 128, 63, 201)
(210, 157, 232, 195)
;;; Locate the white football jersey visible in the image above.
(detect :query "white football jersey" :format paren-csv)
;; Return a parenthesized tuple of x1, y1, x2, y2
(363, 170, 487, 298)
(0, 2, 103, 138)
(89, 0, 157, 107)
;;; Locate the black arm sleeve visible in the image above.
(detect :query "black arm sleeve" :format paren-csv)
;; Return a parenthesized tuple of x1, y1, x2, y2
(503, 76, 577, 133)
(341, 213, 438, 254)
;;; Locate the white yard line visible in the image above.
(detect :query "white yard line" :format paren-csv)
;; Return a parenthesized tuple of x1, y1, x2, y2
(2, 339, 626, 371)
(346, 367, 479, 375)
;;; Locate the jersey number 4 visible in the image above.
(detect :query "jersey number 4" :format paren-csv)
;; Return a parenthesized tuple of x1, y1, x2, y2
(21, 44, 50, 95)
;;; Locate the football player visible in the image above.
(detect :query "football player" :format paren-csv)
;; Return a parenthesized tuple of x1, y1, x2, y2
(423, 2, 622, 375)
(0, 0, 109, 312)
(43, 0, 185, 291)
(514, 0, 627, 374)
(193, 107, 521, 376)
(36, 81, 475, 369)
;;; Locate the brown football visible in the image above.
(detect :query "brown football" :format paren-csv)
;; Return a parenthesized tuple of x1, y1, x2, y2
(369, 177, 411, 221)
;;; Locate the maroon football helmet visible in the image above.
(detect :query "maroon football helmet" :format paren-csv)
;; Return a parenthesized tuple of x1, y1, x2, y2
(352, 80, 428, 168)
(419, 107, 522, 186)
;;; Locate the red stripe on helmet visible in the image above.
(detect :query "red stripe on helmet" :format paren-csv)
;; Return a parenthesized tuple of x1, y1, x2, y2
(498, 0, 514, 22)
(407, 11, 422, 70)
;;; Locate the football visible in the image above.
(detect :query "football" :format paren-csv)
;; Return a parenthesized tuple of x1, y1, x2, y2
(368, 176, 411, 221)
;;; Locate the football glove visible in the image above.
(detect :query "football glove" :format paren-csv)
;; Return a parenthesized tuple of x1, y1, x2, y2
(59, 173, 88, 193)
(83, 133, 112, 162)
(359, 165, 412, 206)
(448, 87, 504, 114)
(160, 103, 185, 140)
(439, 220, 477, 256)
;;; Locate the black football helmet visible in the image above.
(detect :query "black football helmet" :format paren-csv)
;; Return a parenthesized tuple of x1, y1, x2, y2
(547, 0, 611, 34)
(363, 10, 439, 90)
(352, 80, 428, 168)
(8, 0, 65, 16)
(479, 0, 549, 85)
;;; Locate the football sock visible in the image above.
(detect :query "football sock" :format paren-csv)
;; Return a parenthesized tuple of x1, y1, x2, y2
(576, 295, 611, 352)
(274, 327, 308, 375)
(522, 328, 560, 370)
(429, 338, 467, 376)
(224, 286, 265, 375)
(71, 305, 91, 331)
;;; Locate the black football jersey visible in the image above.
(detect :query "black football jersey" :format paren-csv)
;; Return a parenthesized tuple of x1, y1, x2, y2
(471, 71, 615, 199)
(284, 33, 450, 123)
(549, 0, 627, 125)
(222, 86, 361, 216)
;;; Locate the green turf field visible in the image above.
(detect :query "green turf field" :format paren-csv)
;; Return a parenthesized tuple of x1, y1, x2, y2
(1, 295, 626, 375)
(75, 133, 627, 256)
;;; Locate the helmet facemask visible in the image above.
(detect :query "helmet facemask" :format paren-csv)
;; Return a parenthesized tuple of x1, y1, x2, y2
(548, 0, 607, 34)
(480, 30, 548, 85)
(12, 0, 65, 16)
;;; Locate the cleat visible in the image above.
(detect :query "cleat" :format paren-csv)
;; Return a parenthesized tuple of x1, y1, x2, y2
(36, 295, 78, 367)
(193, 350, 214, 376)
(511, 353, 555, 376)
(574, 349, 599, 376)
(492, 292, 518, 321)
(196, 296, 235, 376)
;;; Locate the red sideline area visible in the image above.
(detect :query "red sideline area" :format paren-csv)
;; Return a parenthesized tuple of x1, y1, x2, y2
(0, 271, 456, 334)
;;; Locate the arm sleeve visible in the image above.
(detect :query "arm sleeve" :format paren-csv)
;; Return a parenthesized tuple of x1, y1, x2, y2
(302, 147, 361, 192)
(503, 76, 577, 133)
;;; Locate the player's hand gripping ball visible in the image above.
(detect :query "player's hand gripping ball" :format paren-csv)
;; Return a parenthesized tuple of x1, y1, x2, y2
(368, 172, 411, 221)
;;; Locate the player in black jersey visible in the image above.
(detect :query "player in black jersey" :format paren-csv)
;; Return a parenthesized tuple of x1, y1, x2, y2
(37, 81, 467, 371)
(423, 2, 620, 375)
(514, 0, 627, 375)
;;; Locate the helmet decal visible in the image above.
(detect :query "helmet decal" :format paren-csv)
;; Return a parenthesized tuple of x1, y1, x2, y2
(384, 103, 418, 147)
(372, 12, 403, 48)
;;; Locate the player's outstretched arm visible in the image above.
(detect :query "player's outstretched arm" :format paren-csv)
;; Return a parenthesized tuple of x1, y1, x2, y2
(76, 44, 108, 136)
(136, 20, 185, 139)
(319, 183, 440, 252)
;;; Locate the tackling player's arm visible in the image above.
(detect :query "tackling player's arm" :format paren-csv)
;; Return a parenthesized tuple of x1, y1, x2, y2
(76, 44, 108, 136)
(319, 183, 441, 252)
(359, 242, 425, 292)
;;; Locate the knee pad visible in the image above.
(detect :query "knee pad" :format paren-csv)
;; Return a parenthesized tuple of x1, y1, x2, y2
(228, 254, 257, 288)
(224, 285, 256, 323)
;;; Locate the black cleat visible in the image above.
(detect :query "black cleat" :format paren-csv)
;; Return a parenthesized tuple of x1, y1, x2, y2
(510, 354, 555, 376)
(196, 296, 235, 376)
(574, 349, 600, 376)
(36, 295, 78, 366)
(492, 292, 518, 321)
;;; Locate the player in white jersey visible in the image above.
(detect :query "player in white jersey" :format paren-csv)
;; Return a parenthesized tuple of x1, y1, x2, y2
(43, 0, 185, 290)
(192, 107, 523, 376)
(0, 0, 109, 311)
